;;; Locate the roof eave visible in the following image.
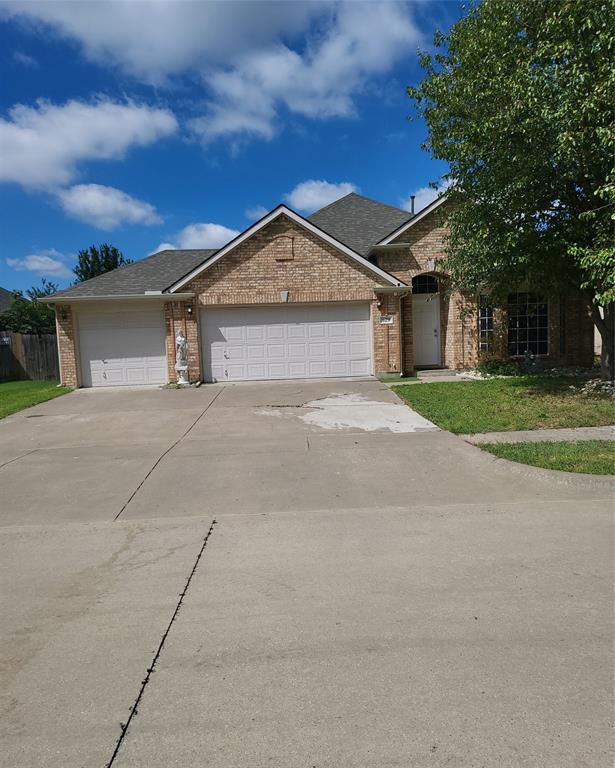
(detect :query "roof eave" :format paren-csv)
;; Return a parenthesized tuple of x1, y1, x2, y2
(45, 291, 194, 304)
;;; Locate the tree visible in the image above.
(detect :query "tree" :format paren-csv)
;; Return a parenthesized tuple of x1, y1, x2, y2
(73, 244, 131, 283)
(408, 0, 615, 378)
(0, 279, 58, 335)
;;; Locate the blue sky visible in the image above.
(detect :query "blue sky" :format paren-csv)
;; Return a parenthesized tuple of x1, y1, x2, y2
(0, 1, 460, 293)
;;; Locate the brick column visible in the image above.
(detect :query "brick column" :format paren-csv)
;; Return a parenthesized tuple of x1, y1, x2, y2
(373, 293, 402, 374)
(55, 305, 78, 387)
(164, 299, 202, 383)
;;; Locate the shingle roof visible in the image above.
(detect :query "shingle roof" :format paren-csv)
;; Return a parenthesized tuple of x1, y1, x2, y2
(309, 193, 412, 256)
(0, 286, 14, 312)
(49, 249, 217, 299)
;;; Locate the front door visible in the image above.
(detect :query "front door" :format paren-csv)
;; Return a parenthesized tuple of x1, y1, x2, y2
(412, 294, 441, 367)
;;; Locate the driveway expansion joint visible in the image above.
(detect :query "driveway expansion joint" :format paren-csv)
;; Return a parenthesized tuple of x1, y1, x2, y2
(114, 388, 224, 521)
(105, 519, 217, 767)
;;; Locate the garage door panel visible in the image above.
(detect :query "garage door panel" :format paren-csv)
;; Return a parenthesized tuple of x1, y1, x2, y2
(78, 308, 166, 388)
(202, 304, 371, 382)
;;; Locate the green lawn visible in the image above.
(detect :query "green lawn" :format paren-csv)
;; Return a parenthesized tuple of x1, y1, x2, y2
(395, 377, 615, 434)
(0, 380, 72, 419)
(480, 440, 615, 475)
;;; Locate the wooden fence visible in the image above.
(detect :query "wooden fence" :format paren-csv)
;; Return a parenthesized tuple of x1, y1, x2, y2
(0, 331, 60, 382)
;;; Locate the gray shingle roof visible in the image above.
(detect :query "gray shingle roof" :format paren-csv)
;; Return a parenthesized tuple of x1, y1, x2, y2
(0, 286, 14, 312)
(309, 193, 412, 256)
(49, 249, 217, 300)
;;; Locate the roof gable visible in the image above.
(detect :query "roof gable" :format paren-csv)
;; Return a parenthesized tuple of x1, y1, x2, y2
(309, 193, 412, 256)
(168, 205, 404, 292)
(375, 195, 449, 246)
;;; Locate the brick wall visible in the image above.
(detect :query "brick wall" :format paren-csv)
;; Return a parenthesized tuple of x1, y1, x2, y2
(55, 305, 78, 387)
(185, 214, 403, 375)
(164, 298, 201, 383)
(375, 202, 593, 370)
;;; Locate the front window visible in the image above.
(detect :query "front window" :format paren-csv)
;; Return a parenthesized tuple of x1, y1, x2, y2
(412, 274, 439, 294)
(507, 293, 548, 356)
(478, 300, 493, 353)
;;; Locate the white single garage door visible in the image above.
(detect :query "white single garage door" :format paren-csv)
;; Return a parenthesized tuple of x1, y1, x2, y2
(78, 307, 167, 387)
(201, 304, 372, 382)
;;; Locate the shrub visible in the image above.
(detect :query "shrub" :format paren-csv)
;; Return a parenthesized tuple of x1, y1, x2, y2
(476, 358, 520, 376)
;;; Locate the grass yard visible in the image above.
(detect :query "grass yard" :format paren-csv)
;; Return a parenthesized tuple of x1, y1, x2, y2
(395, 376, 615, 434)
(0, 380, 72, 419)
(480, 440, 615, 475)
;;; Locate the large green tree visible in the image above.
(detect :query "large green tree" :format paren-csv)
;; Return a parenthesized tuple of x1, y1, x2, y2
(0, 279, 58, 335)
(73, 244, 131, 283)
(409, 0, 614, 378)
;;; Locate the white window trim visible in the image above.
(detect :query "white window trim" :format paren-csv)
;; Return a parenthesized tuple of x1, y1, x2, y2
(375, 195, 449, 247)
(167, 205, 405, 293)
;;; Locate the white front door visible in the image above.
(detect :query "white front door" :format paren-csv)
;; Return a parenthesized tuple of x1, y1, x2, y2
(78, 306, 167, 387)
(201, 304, 372, 382)
(412, 294, 441, 367)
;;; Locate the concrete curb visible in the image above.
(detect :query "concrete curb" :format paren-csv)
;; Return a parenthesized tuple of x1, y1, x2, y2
(463, 425, 615, 444)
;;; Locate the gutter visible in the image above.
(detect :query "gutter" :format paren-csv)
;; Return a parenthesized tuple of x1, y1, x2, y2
(45, 291, 195, 304)
(373, 285, 412, 295)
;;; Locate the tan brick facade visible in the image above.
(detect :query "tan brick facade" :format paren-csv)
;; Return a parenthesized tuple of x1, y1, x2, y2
(164, 298, 201, 383)
(374, 201, 594, 371)
(55, 206, 595, 386)
(55, 304, 79, 387)
(184, 215, 403, 377)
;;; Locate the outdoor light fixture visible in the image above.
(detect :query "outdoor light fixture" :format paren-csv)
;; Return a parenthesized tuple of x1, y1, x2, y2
(186, 306, 193, 315)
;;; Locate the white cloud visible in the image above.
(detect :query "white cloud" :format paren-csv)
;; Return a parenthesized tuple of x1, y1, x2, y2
(401, 180, 452, 213)
(285, 180, 357, 213)
(56, 184, 162, 229)
(0, 98, 177, 188)
(0, 1, 320, 84)
(7, 249, 73, 279)
(2, 1, 422, 142)
(245, 205, 268, 221)
(154, 222, 240, 252)
(190, 3, 421, 142)
(12, 50, 38, 68)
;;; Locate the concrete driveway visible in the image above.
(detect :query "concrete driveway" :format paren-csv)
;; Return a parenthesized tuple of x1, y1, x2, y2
(1, 379, 613, 767)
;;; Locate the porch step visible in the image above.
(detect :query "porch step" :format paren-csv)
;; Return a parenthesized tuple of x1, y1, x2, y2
(416, 369, 462, 383)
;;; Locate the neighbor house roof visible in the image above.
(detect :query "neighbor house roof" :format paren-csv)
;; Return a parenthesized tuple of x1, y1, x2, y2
(47, 249, 217, 301)
(308, 193, 412, 256)
(0, 286, 14, 312)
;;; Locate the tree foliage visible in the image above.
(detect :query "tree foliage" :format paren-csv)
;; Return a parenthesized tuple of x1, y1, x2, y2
(0, 279, 58, 335)
(73, 243, 131, 283)
(408, 0, 615, 377)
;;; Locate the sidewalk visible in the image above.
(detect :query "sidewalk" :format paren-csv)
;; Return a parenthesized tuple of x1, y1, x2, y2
(463, 425, 615, 444)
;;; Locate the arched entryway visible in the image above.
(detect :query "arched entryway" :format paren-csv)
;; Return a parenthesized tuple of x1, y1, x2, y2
(412, 274, 441, 367)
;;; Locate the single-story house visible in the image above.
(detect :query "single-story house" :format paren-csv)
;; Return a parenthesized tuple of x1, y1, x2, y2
(47, 193, 594, 387)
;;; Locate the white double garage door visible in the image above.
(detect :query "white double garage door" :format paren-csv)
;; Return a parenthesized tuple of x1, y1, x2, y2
(78, 303, 372, 386)
(203, 304, 372, 382)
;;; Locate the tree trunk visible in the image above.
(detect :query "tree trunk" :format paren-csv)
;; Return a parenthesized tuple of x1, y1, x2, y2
(589, 301, 614, 381)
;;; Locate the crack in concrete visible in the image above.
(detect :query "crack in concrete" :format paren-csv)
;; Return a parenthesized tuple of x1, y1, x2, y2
(105, 519, 217, 767)
(114, 389, 224, 521)
(0, 449, 38, 471)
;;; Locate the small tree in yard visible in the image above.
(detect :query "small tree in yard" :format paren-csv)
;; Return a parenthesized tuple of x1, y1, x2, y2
(0, 279, 58, 335)
(73, 244, 131, 283)
(408, 0, 614, 379)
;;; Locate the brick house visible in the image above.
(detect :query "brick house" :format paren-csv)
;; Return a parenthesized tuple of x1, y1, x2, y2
(47, 193, 594, 387)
